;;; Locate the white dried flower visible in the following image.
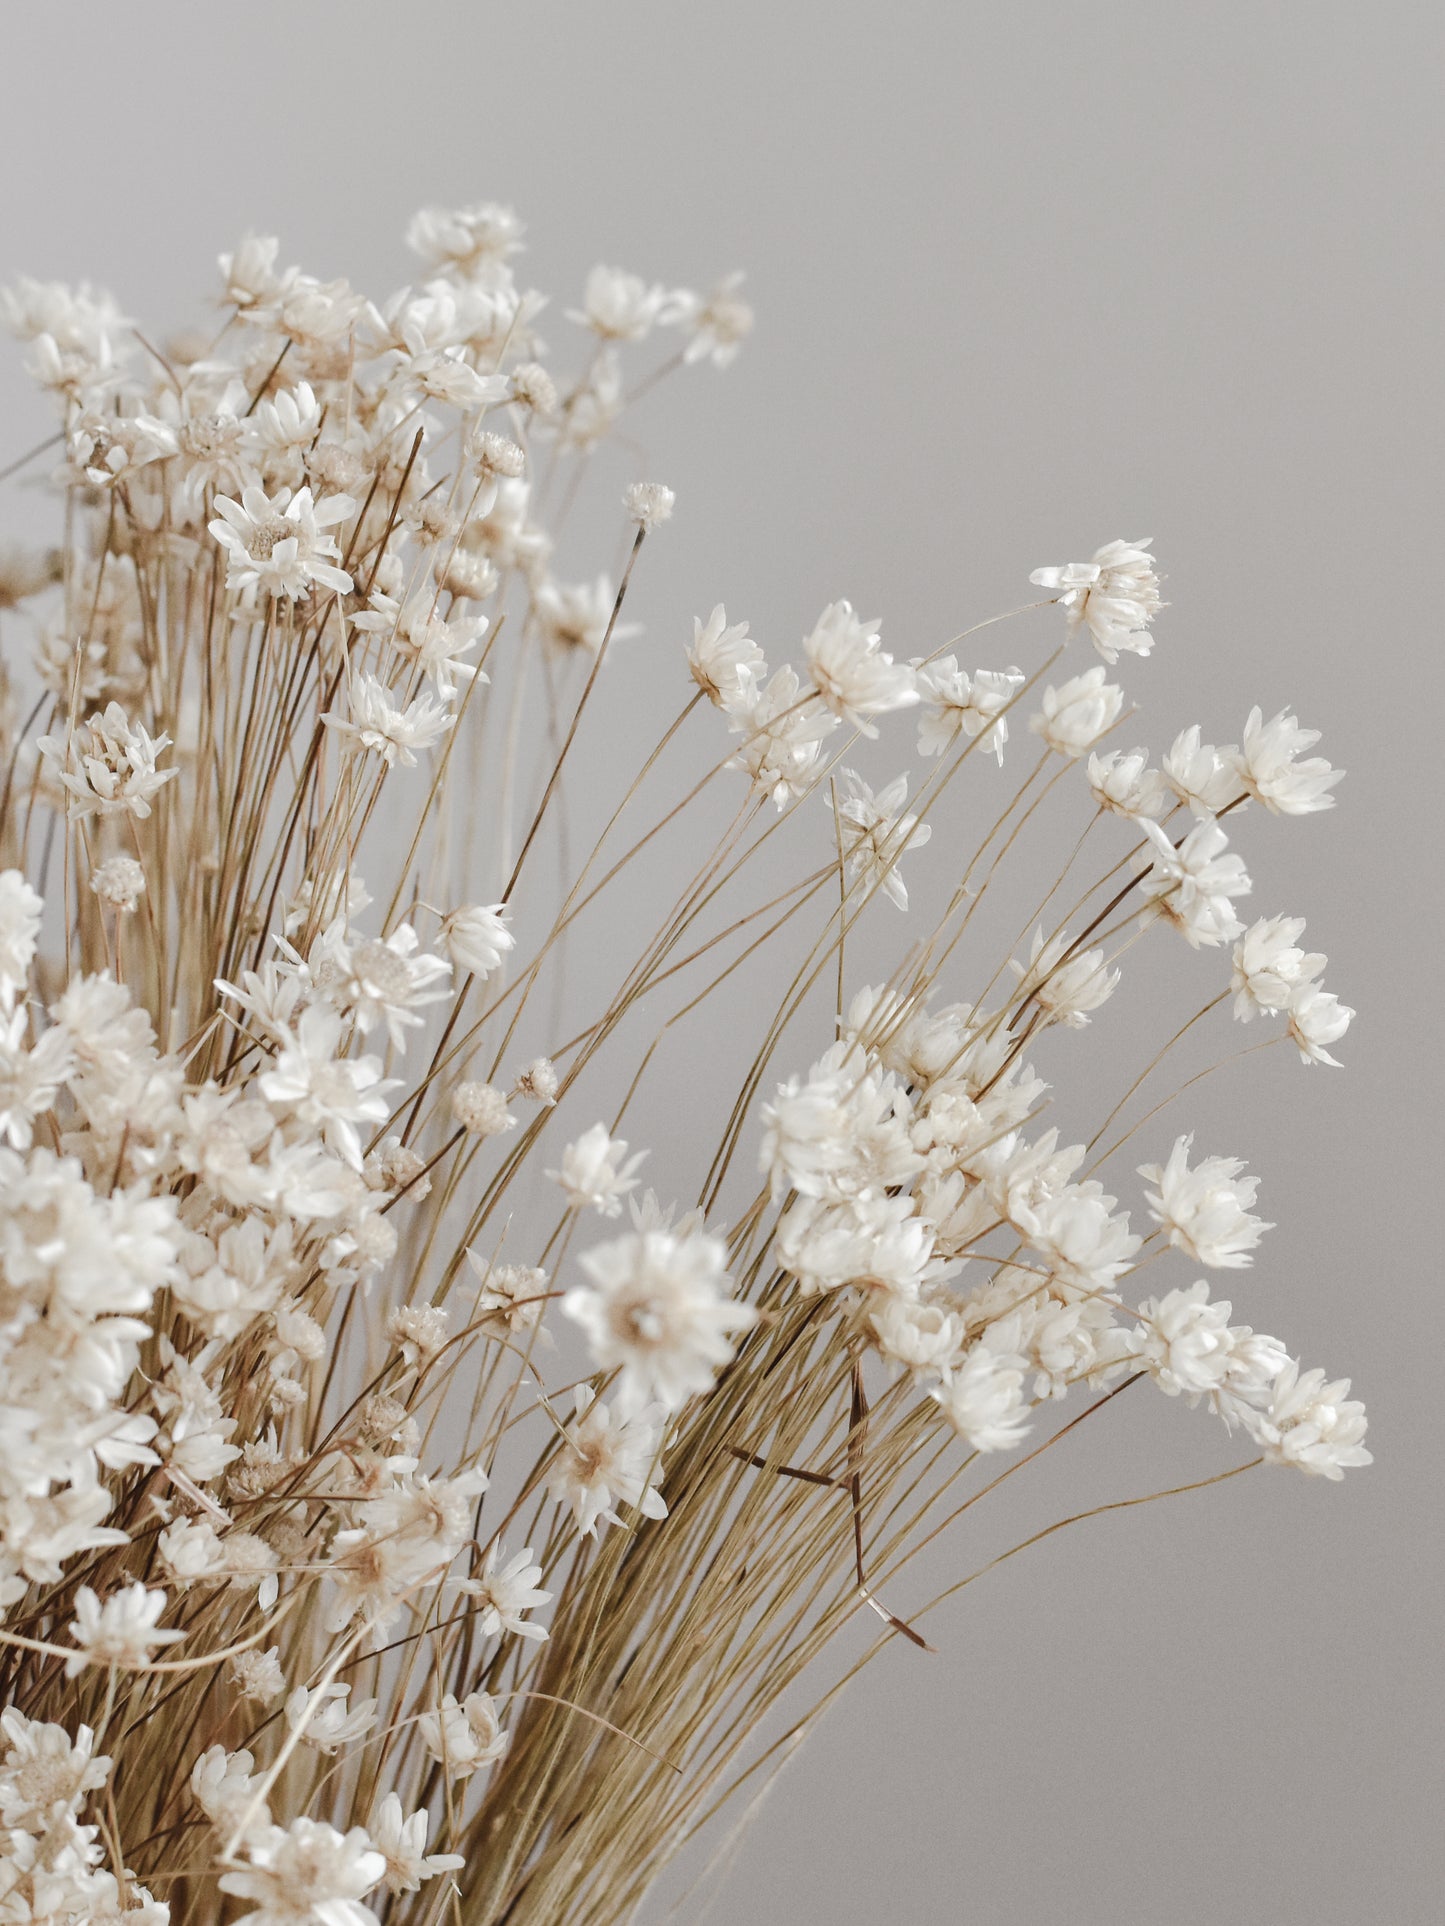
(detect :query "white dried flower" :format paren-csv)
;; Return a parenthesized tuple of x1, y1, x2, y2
(285, 1681, 379, 1754)
(407, 200, 525, 274)
(228, 1646, 286, 1706)
(465, 1254, 550, 1337)
(546, 1386, 668, 1538)
(466, 427, 526, 482)
(1231, 706, 1344, 815)
(39, 702, 177, 821)
(1138, 1135, 1272, 1268)
(871, 1295, 966, 1379)
(930, 1344, 1031, 1452)
(688, 604, 766, 707)
(364, 1135, 431, 1201)
(192, 1743, 270, 1842)
(548, 1122, 647, 1216)
(1162, 725, 1247, 818)
(218, 1816, 386, 1920)
(219, 233, 292, 310)
(418, 1691, 508, 1779)
(1030, 666, 1125, 758)
(1286, 983, 1354, 1067)
(624, 480, 675, 528)
(460, 1541, 552, 1642)
(209, 483, 354, 599)
(369, 1791, 466, 1896)
(670, 271, 754, 366)
(571, 264, 669, 340)
(726, 663, 837, 808)
(1010, 927, 1120, 1028)
(0, 871, 42, 1011)
(509, 360, 558, 415)
(914, 659, 1023, 761)
(89, 854, 146, 913)
(65, 1583, 184, 1675)
(534, 574, 636, 660)
(836, 768, 932, 911)
(438, 902, 514, 978)
(322, 671, 454, 767)
(565, 1223, 758, 1413)
(1087, 747, 1170, 819)
(1250, 1360, 1371, 1479)
(803, 601, 917, 735)
(1030, 538, 1162, 661)
(1134, 818, 1252, 949)
(1230, 915, 1326, 1020)
(513, 1056, 559, 1104)
(451, 1080, 516, 1137)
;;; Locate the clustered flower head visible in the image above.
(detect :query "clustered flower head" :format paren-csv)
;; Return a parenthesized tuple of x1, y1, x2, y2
(0, 199, 1365, 1926)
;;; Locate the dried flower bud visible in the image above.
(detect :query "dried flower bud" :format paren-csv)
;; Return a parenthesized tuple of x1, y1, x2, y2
(90, 855, 146, 913)
(349, 1211, 398, 1273)
(436, 546, 499, 602)
(509, 361, 557, 415)
(513, 1057, 559, 1104)
(307, 441, 368, 495)
(466, 428, 526, 479)
(410, 496, 459, 550)
(386, 1302, 451, 1367)
(359, 1392, 414, 1446)
(273, 1300, 326, 1361)
(229, 1645, 286, 1706)
(624, 481, 675, 529)
(364, 1136, 432, 1202)
(451, 1081, 516, 1137)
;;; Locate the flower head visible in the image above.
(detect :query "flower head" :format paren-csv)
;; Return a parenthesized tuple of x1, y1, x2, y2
(1030, 667, 1124, 758)
(209, 483, 354, 599)
(1138, 1135, 1272, 1268)
(670, 271, 754, 366)
(1230, 915, 1326, 1020)
(624, 480, 675, 529)
(461, 1541, 552, 1642)
(66, 1583, 184, 1675)
(1134, 818, 1252, 949)
(39, 702, 177, 821)
(547, 1386, 668, 1537)
(571, 264, 669, 340)
(1231, 706, 1343, 815)
(688, 605, 766, 708)
(803, 601, 917, 735)
(1030, 538, 1162, 661)
(836, 768, 931, 911)
(914, 659, 1023, 761)
(218, 1816, 385, 1925)
(369, 1792, 466, 1896)
(418, 1691, 508, 1780)
(322, 673, 454, 768)
(565, 1223, 758, 1412)
(548, 1123, 647, 1217)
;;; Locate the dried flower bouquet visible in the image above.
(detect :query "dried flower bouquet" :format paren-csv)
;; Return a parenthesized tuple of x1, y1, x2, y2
(0, 204, 1366, 1923)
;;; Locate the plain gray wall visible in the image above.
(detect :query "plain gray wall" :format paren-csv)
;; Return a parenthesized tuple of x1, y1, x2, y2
(2, 4, 1439, 1920)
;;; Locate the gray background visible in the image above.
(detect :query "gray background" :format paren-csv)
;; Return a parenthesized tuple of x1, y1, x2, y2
(3, 3, 1439, 1920)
